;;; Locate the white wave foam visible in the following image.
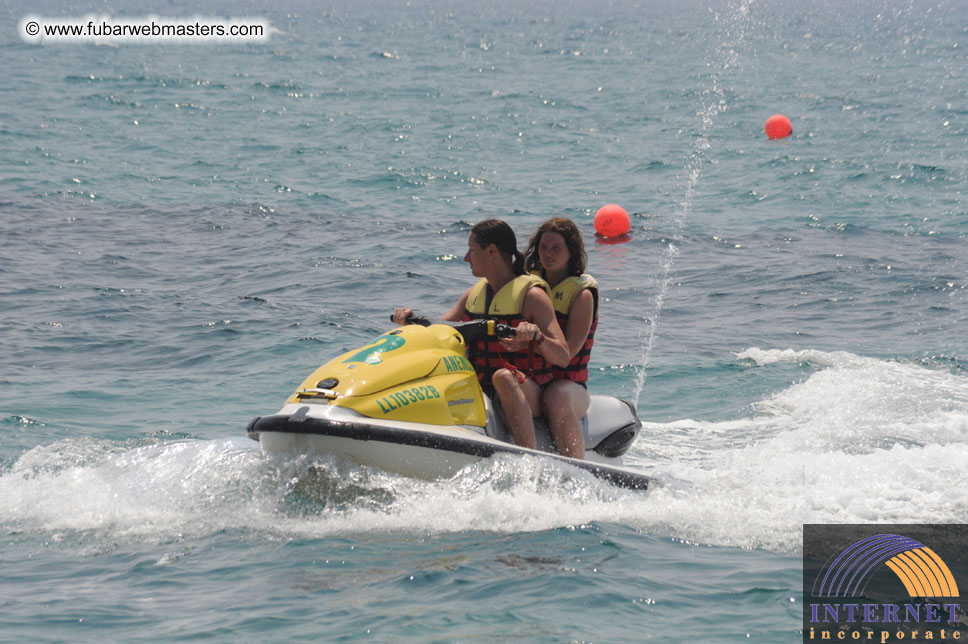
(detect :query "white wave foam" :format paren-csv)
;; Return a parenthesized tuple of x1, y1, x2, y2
(0, 437, 275, 538)
(736, 347, 868, 369)
(737, 347, 968, 449)
(625, 348, 968, 552)
(0, 437, 645, 544)
(2, 349, 965, 555)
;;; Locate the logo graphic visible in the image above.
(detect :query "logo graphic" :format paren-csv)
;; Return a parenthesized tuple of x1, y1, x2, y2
(342, 335, 406, 365)
(816, 533, 960, 599)
(803, 525, 966, 644)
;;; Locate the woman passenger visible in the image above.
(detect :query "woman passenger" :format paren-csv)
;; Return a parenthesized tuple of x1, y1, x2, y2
(522, 218, 598, 459)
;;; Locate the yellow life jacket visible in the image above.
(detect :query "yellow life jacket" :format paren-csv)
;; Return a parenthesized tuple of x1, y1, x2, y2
(547, 274, 599, 318)
(465, 274, 549, 316)
(541, 273, 599, 384)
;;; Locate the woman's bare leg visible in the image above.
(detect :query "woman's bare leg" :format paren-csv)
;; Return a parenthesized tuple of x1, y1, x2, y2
(492, 368, 542, 449)
(542, 380, 590, 458)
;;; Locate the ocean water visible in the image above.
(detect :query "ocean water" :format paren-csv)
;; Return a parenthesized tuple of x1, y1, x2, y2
(1, 0, 966, 641)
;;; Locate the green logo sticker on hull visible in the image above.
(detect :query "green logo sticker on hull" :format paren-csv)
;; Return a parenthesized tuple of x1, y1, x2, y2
(442, 354, 473, 373)
(342, 335, 406, 365)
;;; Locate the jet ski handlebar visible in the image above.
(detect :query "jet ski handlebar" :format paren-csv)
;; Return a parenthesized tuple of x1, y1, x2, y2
(391, 313, 515, 342)
(451, 319, 516, 343)
(393, 312, 432, 327)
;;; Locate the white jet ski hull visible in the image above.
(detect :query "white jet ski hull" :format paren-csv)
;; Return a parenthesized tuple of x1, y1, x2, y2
(248, 402, 650, 490)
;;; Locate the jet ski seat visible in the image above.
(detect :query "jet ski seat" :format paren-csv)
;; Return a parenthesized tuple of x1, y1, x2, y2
(484, 394, 640, 458)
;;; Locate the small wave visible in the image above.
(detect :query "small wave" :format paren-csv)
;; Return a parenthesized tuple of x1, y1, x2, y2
(0, 438, 645, 544)
(3, 415, 46, 428)
(313, 256, 385, 269)
(274, 454, 644, 537)
(80, 93, 142, 108)
(252, 80, 302, 91)
(0, 438, 268, 538)
(64, 74, 110, 84)
(625, 349, 968, 553)
(632, 160, 673, 173)
(239, 294, 273, 306)
(736, 347, 862, 368)
(736, 347, 968, 447)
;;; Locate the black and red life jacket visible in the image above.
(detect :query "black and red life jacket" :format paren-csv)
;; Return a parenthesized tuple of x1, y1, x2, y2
(461, 274, 554, 389)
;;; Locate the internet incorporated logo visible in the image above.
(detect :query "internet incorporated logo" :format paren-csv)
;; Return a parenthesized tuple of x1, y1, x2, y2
(803, 525, 966, 643)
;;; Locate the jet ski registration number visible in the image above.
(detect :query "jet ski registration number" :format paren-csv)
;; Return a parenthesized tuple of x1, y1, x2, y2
(375, 385, 441, 414)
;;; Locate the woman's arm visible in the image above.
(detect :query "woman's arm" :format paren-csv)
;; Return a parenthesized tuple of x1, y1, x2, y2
(440, 287, 472, 322)
(560, 288, 594, 359)
(518, 287, 571, 368)
(393, 288, 471, 325)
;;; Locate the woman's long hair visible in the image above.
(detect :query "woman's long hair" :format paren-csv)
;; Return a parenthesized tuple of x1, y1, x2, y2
(471, 219, 525, 275)
(523, 217, 587, 277)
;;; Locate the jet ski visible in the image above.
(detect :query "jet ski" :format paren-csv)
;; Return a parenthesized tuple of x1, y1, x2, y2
(246, 318, 650, 490)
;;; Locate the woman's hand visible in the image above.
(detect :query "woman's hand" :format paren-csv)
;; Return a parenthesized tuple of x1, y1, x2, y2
(392, 307, 413, 325)
(500, 321, 541, 351)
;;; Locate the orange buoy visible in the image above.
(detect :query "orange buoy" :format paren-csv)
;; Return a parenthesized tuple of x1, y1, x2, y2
(594, 204, 631, 238)
(765, 114, 792, 139)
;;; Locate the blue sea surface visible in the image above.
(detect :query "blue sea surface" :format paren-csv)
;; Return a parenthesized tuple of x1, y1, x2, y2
(1, 0, 966, 641)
